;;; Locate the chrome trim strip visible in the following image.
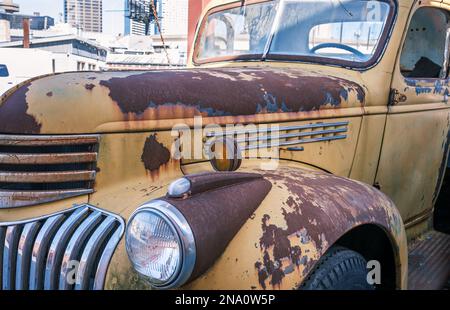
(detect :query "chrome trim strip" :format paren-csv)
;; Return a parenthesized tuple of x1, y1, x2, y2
(15, 221, 41, 290)
(126, 200, 196, 290)
(205, 121, 349, 137)
(2, 225, 22, 290)
(44, 207, 89, 290)
(75, 216, 117, 290)
(59, 211, 103, 290)
(205, 128, 348, 147)
(245, 135, 348, 150)
(93, 225, 123, 290)
(29, 214, 66, 290)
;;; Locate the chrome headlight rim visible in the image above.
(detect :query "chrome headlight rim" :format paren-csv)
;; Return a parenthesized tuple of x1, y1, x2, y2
(126, 200, 196, 289)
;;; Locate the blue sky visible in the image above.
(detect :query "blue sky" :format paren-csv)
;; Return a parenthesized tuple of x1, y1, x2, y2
(14, 0, 126, 35)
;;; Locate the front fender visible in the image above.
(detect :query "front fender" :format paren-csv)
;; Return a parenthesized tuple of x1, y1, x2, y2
(184, 166, 407, 290)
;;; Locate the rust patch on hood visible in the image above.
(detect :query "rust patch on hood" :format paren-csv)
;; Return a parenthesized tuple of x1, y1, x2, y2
(85, 83, 96, 91)
(141, 134, 170, 171)
(0, 68, 366, 134)
(99, 68, 365, 116)
(0, 83, 41, 134)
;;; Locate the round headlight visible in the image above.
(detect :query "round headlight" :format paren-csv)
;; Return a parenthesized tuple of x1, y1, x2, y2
(126, 201, 196, 289)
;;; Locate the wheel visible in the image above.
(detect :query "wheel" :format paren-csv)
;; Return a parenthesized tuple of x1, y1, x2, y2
(300, 246, 375, 290)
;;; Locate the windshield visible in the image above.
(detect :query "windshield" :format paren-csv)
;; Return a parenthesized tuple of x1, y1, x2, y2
(195, 0, 394, 67)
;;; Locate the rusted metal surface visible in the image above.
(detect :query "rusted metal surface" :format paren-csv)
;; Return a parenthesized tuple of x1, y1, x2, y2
(0, 134, 99, 209)
(0, 134, 99, 146)
(183, 164, 407, 290)
(141, 134, 171, 172)
(408, 231, 450, 290)
(0, 170, 96, 183)
(184, 172, 262, 195)
(98, 68, 365, 115)
(163, 172, 272, 282)
(0, 68, 365, 134)
(250, 167, 406, 290)
(0, 83, 41, 134)
(0, 189, 93, 209)
(0, 152, 97, 165)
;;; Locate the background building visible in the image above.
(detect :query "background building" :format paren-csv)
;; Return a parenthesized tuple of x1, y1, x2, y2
(124, 0, 187, 36)
(124, 0, 160, 36)
(0, 0, 19, 42)
(160, 0, 187, 36)
(9, 13, 54, 30)
(64, 0, 103, 33)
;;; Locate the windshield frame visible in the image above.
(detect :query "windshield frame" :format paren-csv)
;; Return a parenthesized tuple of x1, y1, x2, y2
(192, 0, 398, 70)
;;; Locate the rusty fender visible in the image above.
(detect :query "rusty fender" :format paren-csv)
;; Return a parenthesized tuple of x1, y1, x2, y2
(161, 172, 272, 284)
(184, 166, 407, 290)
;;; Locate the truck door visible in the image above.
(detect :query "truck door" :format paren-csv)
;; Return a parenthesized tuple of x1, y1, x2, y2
(375, 4, 450, 227)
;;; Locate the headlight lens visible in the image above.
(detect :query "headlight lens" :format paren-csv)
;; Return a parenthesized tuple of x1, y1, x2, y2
(126, 201, 196, 289)
(126, 210, 181, 284)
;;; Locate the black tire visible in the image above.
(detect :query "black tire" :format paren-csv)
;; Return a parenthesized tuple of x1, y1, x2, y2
(300, 246, 375, 290)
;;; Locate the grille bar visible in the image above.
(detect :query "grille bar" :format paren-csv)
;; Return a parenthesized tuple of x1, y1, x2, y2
(0, 135, 99, 146)
(29, 214, 65, 290)
(2, 225, 22, 290)
(15, 221, 41, 290)
(0, 205, 124, 290)
(0, 171, 96, 183)
(0, 153, 97, 165)
(0, 135, 99, 209)
(59, 211, 103, 290)
(44, 207, 90, 290)
(75, 216, 117, 290)
(0, 189, 94, 209)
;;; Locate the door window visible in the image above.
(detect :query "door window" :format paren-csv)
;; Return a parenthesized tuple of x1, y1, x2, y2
(399, 7, 449, 78)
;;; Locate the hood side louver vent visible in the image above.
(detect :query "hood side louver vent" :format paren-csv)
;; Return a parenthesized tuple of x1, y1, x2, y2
(0, 135, 100, 209)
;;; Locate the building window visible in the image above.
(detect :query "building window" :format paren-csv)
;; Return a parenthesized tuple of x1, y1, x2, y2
(77, 61, 86, 71)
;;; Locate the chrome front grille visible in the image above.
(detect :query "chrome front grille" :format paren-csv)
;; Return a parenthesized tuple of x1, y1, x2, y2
(206, 121, 349, 151)
(0, 135, 99, 208)
(0, 205, 124, 290)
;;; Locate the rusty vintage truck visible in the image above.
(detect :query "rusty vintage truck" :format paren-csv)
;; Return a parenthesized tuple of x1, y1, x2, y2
(0, 0, 449, 290)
